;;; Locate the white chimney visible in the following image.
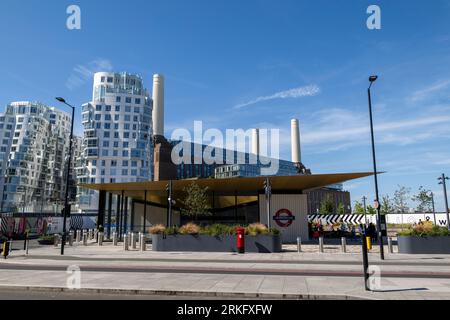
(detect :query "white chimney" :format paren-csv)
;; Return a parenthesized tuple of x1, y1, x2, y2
(291, 119, 301, 164)
(152, 74, 165, 137)
(251, 129, 260, 155)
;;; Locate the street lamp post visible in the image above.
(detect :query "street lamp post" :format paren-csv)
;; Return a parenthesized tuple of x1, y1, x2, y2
(264, 178, 272, 229)
(367, 76, 385, 260)
(431, 192, 437, 226)
(362, 196, 368, 226)
(438, 174, 450, 230)
(55, 97, 75, 256)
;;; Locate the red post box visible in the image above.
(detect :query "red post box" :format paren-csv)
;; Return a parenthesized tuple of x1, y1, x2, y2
(236, 227, 245, 254)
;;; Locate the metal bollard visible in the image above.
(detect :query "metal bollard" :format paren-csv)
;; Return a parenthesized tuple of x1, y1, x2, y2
(98, 232, 104, 246)
(388, 237, 394, 254)
(297, 237, 302, 253)
(82, 232, 88, 246)
(341, 237, 347, 253)
(94, 229, 99, 243)
(112, 232, 118, 246)
(54, 235, 60, 247)
(25, 239, 29, 255)
(319, 237, 324, 253)
(123, 234, 129, 251)
(76, 230, 81, 243)
(131, 233, 137, 249)
(138, 232, 142, 248)
(88, 229, 93, 240)
(69, 231, 74, 246)
(140, 234, 146, 251)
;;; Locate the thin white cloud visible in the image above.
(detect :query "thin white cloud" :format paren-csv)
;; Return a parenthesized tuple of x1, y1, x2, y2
(410, 79, 450, 102)
(233, 85, 320, 109)
(66, 58, 113, 90)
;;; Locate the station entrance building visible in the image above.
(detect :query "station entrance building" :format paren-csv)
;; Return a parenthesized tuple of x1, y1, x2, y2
(84, 172, 373, 243)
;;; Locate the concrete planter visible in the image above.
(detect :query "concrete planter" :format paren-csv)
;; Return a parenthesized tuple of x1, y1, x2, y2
(398, 236, 450, 254)
(152, 234, 282, 253)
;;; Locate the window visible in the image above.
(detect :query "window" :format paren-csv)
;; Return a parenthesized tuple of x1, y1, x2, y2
(105, 105, 111, 112)
(111, 160, 117, 167)
(113, 141, 119, 148)
(123, 132, 130, 139)
(104, 132, 110, 138)
(124, 115, 131, 122)
(101, 76, 105, 82)
(125, 106, 131, 113)
(123, 142, 129, 148)
(107, 77, 113, 83)
(113, 150, 118, 157)
(110, 169, 116, 176)
(101, 160, 106, 166)
(96, 123, 101, 129)
(114, 115, 120, 121)
(114, 123, 119, 130)
(95, 114, 101, 121)
(91, 168, 97, 175)
(134, 107, 140, 113)
(131, 169, 137, 176)
(104, 123, 111, 129)
(102, 150, 109, 156)
(125, 97, 132, 103)
(114, 132, 119, 139)
(105, 114, 111, 121)
(103, 141, 110, 147)
(122, 169, 128, 176)
(122, 160, 128, 166)
(92, 160, 97, 166)
(116, 97, 121, 103)
(124, 124, 130, 130)
(115, 105, 120, 112)
(131, 161, 137, 167)
(122, 150, 129, 157)
(135, 98, 141, 104)
(96, 105, 102, 111)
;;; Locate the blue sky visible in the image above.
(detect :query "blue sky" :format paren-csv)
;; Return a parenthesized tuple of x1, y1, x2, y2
(0, 0, 449, 210)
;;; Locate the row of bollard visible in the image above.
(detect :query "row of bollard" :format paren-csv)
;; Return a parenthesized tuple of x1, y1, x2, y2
(61, 229, 105, 247)
(122, 232, 147, 251)
(296, 236, 395, 254)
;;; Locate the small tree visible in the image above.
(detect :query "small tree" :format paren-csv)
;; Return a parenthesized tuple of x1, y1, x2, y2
(411, 186, 433, 213)
(353, 201, 365, 214)
(380, 195, 394, 215)
(179, 182, 212, 221)
(393, 185, 411, 214)
(319, 195, 334, 215)
(366, 205, 376, 215)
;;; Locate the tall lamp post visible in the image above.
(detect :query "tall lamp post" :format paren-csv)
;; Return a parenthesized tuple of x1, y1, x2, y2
(367, 76, 385, 260)
(438, 174, 450, 230)
(55, 97, 75, 256)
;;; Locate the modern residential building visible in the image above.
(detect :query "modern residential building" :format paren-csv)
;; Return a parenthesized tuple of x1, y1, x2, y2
(0, 101, 75, 212)
(76, 72, 153, 212)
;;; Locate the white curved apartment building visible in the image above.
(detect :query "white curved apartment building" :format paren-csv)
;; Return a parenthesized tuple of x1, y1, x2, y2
(76, 72, 153, 211)
(0, 101, 74, 212)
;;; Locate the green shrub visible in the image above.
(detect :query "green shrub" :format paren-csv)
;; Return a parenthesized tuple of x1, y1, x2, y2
(38, 235, 56, 241)
(201, 224, 235, 236)
(398, 223, 450, 237)
(153, 223, 280, 236)
(246, 223, 269, 236)
(165, 226, 178, 235)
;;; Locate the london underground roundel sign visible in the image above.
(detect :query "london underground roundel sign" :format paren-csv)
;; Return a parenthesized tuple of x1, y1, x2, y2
(273, 209, 296, 228)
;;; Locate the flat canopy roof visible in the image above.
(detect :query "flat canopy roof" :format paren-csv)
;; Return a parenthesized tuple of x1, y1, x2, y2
(82, 172, 374, 209)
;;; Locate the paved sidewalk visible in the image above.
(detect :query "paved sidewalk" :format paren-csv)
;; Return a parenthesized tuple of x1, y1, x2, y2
(1, 242, 450, 300)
